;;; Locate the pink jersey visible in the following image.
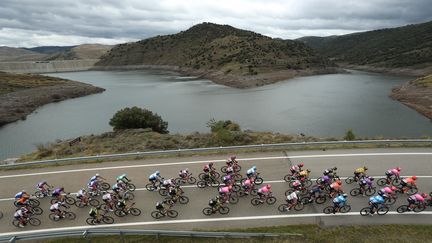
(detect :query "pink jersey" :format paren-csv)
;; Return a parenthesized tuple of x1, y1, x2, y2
(411, 194, 425, 202)
(259, 187, 270, 194)
(390, 169, 400, 177)
(219, 187, 230, 193)
(242, 179, 252, 186)
(382, 187, 393, 194)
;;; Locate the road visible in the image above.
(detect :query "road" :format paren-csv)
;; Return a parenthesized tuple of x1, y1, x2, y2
(0, 148, 431, 238)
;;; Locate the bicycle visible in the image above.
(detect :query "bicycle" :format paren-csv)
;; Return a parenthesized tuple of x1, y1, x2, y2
(14, 198, 40, 207)
(383, 194, 397, 205)
(165, 194, 190, 205)
(251, 193, 277, 206)
(278, 201, 304, 212)
(50, 193, 76, 205)
(34, 187, 53, 199)
(397, 203, 426, 213)
(241, 173, 263, 185)
(221, 163, 241, 173)
(175, 173, 197, 185)
(350, 186, 376, 197)
(377, 177, 401, 186)
(145, 180, 163, 191)
(323, 204, 351, 214)
(49, 210, 76, 221)
(360, 204, 389, 216)
(23, 204, 43, 216)
(121, 180, 136, 191)
(114, 202, 142, 217)
(75, 196, 100, 208)
(300, 193, 327, 205)
(151, 209, 179, 219)
(86, 214, 114, 225)
(203, 204, 230, 216)
(12, 217, 41, 227)
(238, 186, 258, 197)
(199, 170, 220, 180)
(197, 175, 220, 188)
(345, 175, 363, 184)
(395, 185, 418, 195)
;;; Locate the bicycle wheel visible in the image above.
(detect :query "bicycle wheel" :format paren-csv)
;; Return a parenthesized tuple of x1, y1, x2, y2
(179, 196, 189, 204)
(304, 179, 312, 188)
(315, 195, 326, 204)
(221, 166, 228, 173)
(377, 178, 387, 186)
(251, 198, 261, 206)
(360, 207, 372, 216)
(29, 218, 41, 226)
(255, 177, 263, 185)
(340, 205, 351, 213)
(86, 217, 95, 225)
(219, 206, 230, 215)
(278, 204, 289, 213)
(385, 197, 396, 206)
(266, 197, 277, 205)
(12, 219, 20, 227)
(31, 207, 43, 215)
(159, 188, 168, 196)
(350, 188, 360, 197)
(49, 213, 60, 221)
(232, 185, 241, 192)
(103, 216, 114, 224)
(35, 191, 45, 199)
(211, 180, 220, 188)
(414, 204, 426, 213)
(323, 206, 334, 214)
(397, 205, 408, 213)
(115, 209, 126, 217)
(238, 191, 247, 197)
(130, 208, 141, 216)
(294, 203, 304, 211)
(345, 177, 355, 184)
(213, 172, 221, 179)
(365, 187, 376, 196)
(124, 192, 135, 200)
(407, 187, 418, 195)
(251, 189, 258, 196)
(75, 200, 86, 208)
(65, 196, 76, 205)
(203, 207, 213, 216)
(316, 177, 323, 185)
(90, 199, 100, 207)
(392, 178, 401, 186)
(100, 182, 110, 191)
(167, 210, 178, 218)
(377, 206, 389, 215)
(198, 173, 206, 180)
(29, 199, 40, 207)
(300, 197, 311, 205)
(284, 175, 293, 182)
(285, 190, 292, 196)
(197, 181, 207, 188)
(229, 195, 239, 204)
(127, 183, 136, 191)
(233, 174, 242, 181)
(151, 211, 163, 219)
(145, 183, 157, 191)
(188, 176, 197, 184)
(65, 212, 76, 220)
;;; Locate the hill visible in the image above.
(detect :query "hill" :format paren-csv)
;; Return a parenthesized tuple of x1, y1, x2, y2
(24, 46, 76, 55)
(298, 21, 432, 75)
(96, 23, 338, 88)
(0, 46, 47, 62)
(46, 44, 113, 60)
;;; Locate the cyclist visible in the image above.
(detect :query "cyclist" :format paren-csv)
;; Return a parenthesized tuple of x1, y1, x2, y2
(246, 166, 257, 179)
(329, 180, 343, 197)
(209, 196, 223, 210)
(385, 167, 401, 182)
(332, 194, 348, 214)
(298, 169, 311, 180)
(14, 207, 29, 228)
(289, 163, 304, 177)
(399, 176, 417, 193)
(308, 184, 325, 202)
(162, 178, 176, 190)
(178, 168, 190, 180)
(112, 182, 123, 195)
(203, 162, 216, 173)
(226, 155, 238, 167)
(116, 173, 130, 184)
(89, 206, 102, 223)
(378, 186, 397, 199)
(50, 201, 67, 219)
(90, 173, 106, 183)
(407, 193, 427, 210)
(291, 180, 303, 192)
(52, 187, 65, 202)
(354, 166, 368, 181)
(359, 176, 374, 196)
(218, 185, 233, 203)
(323, 167, 337, 177)
(369, 195, 385, 214)
(36, 181, 52, 196)
(222, 174, 233, 185)
(241, 177, 255, 194)
(285, 190, 300, 210)
(102, 191, 116, 211)
(149, 171, 162, 188)
(15, 190, 30, 206)
(225, 165, 234, 175)
(257, 184, 272, 202)
(156, 199, 171, 214)
(319, 175, 331, 188)
(76, 188, 89, 205)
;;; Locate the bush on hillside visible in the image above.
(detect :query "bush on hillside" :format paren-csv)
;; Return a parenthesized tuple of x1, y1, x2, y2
(109, 106, 169, 134)
(344, 129, 356, 141)
(206, 119, 241, 133)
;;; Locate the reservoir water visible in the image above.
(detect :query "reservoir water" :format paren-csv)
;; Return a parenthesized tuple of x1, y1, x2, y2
(0, 70, 431, 160)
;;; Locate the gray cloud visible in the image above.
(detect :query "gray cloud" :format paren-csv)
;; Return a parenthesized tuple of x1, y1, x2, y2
(0, 0, 431, 47)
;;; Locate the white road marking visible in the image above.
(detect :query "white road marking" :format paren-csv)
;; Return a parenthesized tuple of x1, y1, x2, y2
(0, 211, 432, 238)
(1, 152, 431, 179)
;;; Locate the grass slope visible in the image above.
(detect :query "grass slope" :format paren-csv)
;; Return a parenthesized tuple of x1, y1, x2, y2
(0, 72, 68, 95)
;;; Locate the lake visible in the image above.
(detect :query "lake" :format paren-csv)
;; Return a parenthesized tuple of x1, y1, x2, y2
(0, 69, 431, 160)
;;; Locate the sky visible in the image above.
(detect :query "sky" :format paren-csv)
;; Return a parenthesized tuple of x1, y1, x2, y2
(0, 0, 431, 47)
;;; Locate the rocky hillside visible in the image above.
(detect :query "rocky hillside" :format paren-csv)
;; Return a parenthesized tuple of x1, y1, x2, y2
(46, 44, 112, 60)
(0, 47, 46, 62)
(298, 21, 432, 75)
(96, 23, 337, 88)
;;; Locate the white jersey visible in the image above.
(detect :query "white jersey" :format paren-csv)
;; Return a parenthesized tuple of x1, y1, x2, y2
(287, 192, 298, 201)
(77, 189, 86, 197)
(50, 203, 61, 210)
(14, 210, 24, 217)
(102, 193, 112, 201)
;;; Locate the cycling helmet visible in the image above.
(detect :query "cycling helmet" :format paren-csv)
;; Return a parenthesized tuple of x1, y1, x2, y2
(96, 173, 100, 177)
(342, 194, 347, 198)
(396, 167, 401, 171)
(230, 155, 236, 160)
(252, 165, 257, 170)
(185, 168, 189, 172)
(363, 166, 368, 170)
(412, 176, 417, 180)
(333, 167, 337, 171)
(266, 184, 271, 189)
(21, 190, 26, 193)
(421, 193, 428, 198)
(155, 171, 160, 175)
(60, 187, 64, 191)
(391, 186, 397, 191)
(337, 180, 342, 185)
(299, 163, 304, 167)
(369, 177, 374, 181)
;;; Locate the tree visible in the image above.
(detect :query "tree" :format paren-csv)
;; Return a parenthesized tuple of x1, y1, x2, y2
(344, 129, 356, 141)
(109, 106, 168, 134)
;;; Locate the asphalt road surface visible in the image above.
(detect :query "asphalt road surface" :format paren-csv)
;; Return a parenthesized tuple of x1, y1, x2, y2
(0, 148, 431, 238)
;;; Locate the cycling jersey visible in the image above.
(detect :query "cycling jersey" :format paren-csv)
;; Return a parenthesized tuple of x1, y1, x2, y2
(320, 176, 331, 184)
(102, 193, 112, 201)
(53, 188, 63, 196)
(37, 181, 47, 188)
(77, 189, 86, 198)
(387, 168, 400, 177)
(355, 167, 365, 174)
(50, 203, 62, 211)
(219, 186, 230, 194)
(90, 176, 99, 182)
(15, 192, 26, 199)
(14, 209, 26, 218)
(360, 177, 373, 186)
(162, 179, 174, 187)
(333, 195, 346, 206)
(330, 182, 342, 191)
(410, 194, 425, 203)
(149, 173, 159, 181)
(179, 170, 188, 177)
(299, 170, 309, 177)
(369, 195, 385, 204)
(286, 192, 298, 201)
(246, 168, 256, 176)
(258, 187, 270, 194)
(290, 165, 300, 173)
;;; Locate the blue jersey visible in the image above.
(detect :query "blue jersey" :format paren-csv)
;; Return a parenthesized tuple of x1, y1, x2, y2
(333, 195, 347, 205)
(15, 192, 24, 199)
(149, 173, 159, 180)
(90, 176, 98, 182)
(369, 195, 385, 204)
(247, 168, 256, 175)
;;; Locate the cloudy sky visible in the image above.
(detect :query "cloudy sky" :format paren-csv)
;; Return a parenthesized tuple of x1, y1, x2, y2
(0, 0, 431, 47)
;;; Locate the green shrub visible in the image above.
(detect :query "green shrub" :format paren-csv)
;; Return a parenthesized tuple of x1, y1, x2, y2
(206, 119, 241, 133)
(344, 129, 356, 141)
(109, 106, 169, 134)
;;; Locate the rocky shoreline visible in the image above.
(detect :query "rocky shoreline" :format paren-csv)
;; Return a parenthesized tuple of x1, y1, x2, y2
(0, 81, 104, 127)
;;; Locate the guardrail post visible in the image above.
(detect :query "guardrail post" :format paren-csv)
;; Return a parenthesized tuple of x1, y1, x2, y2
(8, 236, 16, 243)
(119, 231, 125, 243)
(82, 230, 91, 243)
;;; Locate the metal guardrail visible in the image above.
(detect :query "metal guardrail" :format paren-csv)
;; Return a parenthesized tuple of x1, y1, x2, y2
(1, 139, 431, 168)
(2, 229, 302, 242)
